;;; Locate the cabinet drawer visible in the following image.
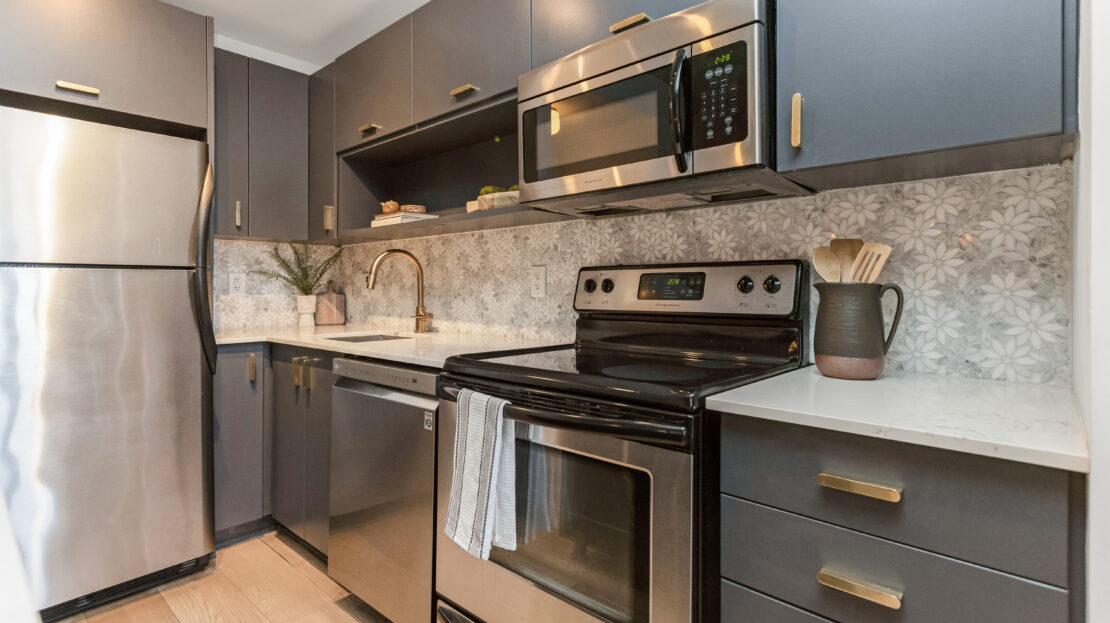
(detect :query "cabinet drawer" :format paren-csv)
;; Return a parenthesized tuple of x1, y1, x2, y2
(721, 496, 1068, 623)
(722, 579, 833, 623)
(720, 416, 1069, 586)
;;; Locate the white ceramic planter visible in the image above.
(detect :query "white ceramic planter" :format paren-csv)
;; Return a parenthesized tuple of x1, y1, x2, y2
(296, 295, 317, 327)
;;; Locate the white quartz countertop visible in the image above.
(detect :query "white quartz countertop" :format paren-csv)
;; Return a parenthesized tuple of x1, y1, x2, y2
(706, 366, 1090, 473)
(215, 325, 564, 369)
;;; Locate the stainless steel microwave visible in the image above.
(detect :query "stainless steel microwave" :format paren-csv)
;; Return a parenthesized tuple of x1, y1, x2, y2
(517, 0, 809, 217)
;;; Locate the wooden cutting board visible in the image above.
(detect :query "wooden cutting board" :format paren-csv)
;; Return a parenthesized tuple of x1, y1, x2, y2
(315, 281, 346, 325)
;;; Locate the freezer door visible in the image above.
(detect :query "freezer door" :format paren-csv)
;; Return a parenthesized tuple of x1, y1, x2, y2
(0, 266, 212, 609)
(0, 105, 207, 267)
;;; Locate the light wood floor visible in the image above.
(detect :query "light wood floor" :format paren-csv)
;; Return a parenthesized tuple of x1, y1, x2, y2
(57, 532, 387, 623)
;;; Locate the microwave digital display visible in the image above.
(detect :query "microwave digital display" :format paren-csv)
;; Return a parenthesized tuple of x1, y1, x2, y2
(691, 42, 748, 149)
(637, 272, 706, 300)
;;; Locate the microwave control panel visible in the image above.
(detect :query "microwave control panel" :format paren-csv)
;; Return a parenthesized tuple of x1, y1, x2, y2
(691, 41, 748, 150)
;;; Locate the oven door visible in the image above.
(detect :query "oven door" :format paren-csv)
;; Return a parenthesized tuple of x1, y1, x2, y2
(436, 397, 694, 623)
(518, 48, 694, 204)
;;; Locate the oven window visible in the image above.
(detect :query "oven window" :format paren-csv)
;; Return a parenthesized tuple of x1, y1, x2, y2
(522, 66, 674, 184)
(489, 440, 651, 623)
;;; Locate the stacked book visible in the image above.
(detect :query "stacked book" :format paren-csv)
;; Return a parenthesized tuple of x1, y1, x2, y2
(371, 212, 439, 228)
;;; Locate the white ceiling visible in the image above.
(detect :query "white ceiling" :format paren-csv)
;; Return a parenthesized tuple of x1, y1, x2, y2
(163, 0, 431, 74)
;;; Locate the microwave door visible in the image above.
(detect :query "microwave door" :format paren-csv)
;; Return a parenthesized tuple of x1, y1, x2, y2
(518, 48, 693, 204)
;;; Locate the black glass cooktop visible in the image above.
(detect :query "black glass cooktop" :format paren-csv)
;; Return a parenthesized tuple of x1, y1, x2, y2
(444, 345, 798, 412)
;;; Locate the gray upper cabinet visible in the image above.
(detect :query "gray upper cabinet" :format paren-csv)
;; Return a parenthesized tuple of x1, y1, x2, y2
(0, 0, 208, 128)
(248, 59, 309, 241)
(531, 0, 698, 68)
(213, 344, 267, 534)
(309, 63, 337, 240)
(776, 0, 1065, 175)
(214, 49, 249, 237)
(335, 16, 414, 153)
(411, 0, 530, 124)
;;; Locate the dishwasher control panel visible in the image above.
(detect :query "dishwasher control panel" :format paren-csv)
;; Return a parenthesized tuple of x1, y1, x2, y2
(333, 358, 438, 395)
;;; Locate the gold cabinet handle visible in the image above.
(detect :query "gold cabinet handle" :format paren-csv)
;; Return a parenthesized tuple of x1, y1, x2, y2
(358, 122, 382, 134)
(248, 352, 256, 382)
(292, 357, 303, 387)
(790, 93, 803, 148)
(817, 568, 903, 610)
(56, 80, 100, 96)
(610, 12, 651, 33)
(449, 83, 479, 97)
(301, 358, 320, 390)
(235, 200, 242, 228)
(817, 473, 902, 503)
(323, 205, 336, 231)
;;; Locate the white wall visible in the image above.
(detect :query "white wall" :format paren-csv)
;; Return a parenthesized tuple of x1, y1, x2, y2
(1075, 0, 1110, 619)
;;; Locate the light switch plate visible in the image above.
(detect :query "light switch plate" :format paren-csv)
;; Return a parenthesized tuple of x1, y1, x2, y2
(229, 272, 247, 295)
(530, 265, 546, 298)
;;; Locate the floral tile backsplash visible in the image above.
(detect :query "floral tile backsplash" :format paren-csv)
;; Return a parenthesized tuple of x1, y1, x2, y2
(213, 163, 1072, 385)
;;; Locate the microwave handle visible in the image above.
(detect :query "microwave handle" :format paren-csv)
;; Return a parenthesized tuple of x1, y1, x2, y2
(668, 47, 689, 173)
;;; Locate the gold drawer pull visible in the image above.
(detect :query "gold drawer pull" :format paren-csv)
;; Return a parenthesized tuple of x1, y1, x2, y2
(56, 80, 100, 96)
(248, 353, 256, 382)
(817, 568, 903, 610)
(358, 122, 382, 134)
(235, 200, 242, 228)
(449, 83, 479, 97)
(292, 357, 303, 387)
(610, 12, 651, 33)
(323, 205, 336, 231)
(302, 358, 314, 390)
(790, 93, 803, 148)
(817, 473, 902, 503)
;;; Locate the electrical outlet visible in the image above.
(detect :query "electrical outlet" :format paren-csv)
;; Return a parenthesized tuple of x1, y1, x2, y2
(229, 272, 247, 295)
(530, 265, 546, 298)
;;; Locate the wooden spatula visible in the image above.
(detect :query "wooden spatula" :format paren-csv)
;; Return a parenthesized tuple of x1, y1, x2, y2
(830, 238, 864, 282)
(849, 242, 893, 283)
(812, 246, 841, 282)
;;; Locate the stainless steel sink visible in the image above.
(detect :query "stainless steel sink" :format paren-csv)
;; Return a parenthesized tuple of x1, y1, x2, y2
(322, 334, 412, 343)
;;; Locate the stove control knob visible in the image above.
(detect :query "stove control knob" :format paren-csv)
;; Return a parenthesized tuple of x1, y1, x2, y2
(763, 275, 782, 294)
(601, 278, 616, 293)
(584, 279, 597, 293)
(736, 275, 755, 294)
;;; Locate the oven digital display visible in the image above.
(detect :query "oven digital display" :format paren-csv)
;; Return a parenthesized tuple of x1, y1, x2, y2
(637, 272, 706, 300)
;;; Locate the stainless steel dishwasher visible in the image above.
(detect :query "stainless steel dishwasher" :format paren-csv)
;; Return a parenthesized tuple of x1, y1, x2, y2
(329, 357, 438, 623)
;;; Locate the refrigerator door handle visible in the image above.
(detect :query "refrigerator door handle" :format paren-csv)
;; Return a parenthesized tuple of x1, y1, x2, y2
(191, 163, 217, 374)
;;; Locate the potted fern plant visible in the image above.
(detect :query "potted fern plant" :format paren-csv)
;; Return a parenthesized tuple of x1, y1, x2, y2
(252, 243, 343, 327)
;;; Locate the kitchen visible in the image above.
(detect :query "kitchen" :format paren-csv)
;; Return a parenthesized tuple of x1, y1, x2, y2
(0, 0, 1106, 622)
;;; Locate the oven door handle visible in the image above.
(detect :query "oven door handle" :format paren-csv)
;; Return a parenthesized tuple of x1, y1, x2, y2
(504, 403, 688, 447)
(668, 47, 689, 173)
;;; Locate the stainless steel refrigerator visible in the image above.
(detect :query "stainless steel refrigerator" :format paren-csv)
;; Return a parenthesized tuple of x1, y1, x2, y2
(0, 105, 217, 615)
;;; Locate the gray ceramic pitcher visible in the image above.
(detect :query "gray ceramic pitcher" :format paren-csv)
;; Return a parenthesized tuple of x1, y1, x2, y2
(813, 282, 904, 380)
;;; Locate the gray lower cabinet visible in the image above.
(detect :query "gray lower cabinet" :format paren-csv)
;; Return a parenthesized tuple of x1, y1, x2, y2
(334, 16, 414, 153)
(213, 344, 267, 534)
(272, 346, 334, 554)
(718, 414, 1082, 623)
(213, 50, 309, 239)
(531, 0, 699, 68)
(309, 63, 337, 241)
(776, 0, 1068, 182)
(0, 0, 209, 128)
(411, 0, 530, 124)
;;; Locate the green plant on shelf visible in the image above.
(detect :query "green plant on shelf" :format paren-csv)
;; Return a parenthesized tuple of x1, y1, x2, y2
(252, 243, 343, 296)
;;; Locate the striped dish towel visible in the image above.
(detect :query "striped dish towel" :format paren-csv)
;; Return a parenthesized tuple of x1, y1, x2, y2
(444, 389, 517, 559)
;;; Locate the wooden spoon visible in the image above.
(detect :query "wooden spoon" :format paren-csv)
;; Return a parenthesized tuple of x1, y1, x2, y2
(849, 242, 893, 283)
(830, 238, 864, 282)
(812, 246, 841, 282)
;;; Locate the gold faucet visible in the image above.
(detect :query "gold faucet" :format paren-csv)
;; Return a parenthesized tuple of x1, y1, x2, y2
(367, 249, 434, 333)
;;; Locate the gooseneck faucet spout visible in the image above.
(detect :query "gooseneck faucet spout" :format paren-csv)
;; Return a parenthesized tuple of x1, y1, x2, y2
(367, 249, 433, 333)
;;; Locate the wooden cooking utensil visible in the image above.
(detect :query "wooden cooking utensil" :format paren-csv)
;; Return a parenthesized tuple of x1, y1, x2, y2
(830, 238, 864, 282)
(812, 246, 841, 282)
(849, 242, 893, 284)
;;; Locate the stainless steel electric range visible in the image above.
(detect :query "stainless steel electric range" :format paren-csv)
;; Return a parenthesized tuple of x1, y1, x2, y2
(435, 260, 808, 623)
